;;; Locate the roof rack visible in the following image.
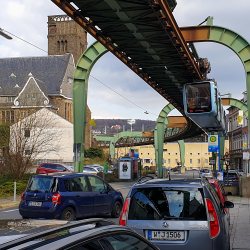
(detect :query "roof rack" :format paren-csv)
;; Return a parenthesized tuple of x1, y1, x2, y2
(137, 175, 156, 184)
(0, 218, 114, 250)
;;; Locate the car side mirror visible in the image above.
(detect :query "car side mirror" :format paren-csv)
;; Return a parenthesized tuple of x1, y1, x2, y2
(223, 201, 234, 209)
(106, 186, 111, 193)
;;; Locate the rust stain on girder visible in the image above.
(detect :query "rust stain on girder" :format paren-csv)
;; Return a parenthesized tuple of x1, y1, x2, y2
(180, 26, 211, 42)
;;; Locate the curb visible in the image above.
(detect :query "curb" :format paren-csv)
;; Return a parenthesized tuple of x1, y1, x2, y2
(0, 202, 20, 210)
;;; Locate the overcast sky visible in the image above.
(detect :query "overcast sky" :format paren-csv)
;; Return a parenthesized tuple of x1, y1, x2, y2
(0, 0, 249, 121)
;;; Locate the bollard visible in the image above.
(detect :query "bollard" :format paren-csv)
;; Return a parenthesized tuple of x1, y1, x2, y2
(14, 182, 16, 202)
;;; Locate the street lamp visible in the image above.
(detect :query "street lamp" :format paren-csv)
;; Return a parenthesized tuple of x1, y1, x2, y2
(0, 28, 12, 40)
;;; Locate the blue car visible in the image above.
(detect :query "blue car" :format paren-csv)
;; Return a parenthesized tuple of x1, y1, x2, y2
(19, 173, 123, 220)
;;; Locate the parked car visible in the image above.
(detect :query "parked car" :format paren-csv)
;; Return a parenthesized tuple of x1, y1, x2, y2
(171, 166, 180, 172)
(84, 164, 113, 174)
(208, 178, 232, 218)
(36, 163, 74, 174)
(236, 169, 244, 176)
(19, 173, 123, 220)
(199, 168, 213, 178)
(0, 219, 159, 250)
(222, 170, 240, 186)
(119, 178, 234, 250)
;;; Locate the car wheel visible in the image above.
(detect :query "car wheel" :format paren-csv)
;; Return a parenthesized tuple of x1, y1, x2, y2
(22, 216, 29, 219)
(111, 201, 122, 218)
(61, 207, 75, 220)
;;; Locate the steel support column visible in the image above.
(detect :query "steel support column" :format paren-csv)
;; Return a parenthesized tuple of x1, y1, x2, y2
(180, 19, 250, 160)
(73, 41, 108, 172)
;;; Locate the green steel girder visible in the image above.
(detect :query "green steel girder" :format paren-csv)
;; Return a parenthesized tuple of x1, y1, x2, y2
(94, 131, 143, 159)
(73, 41, 108, 172)
(229, 98, 249, 119)
(154, 103, 185, 178)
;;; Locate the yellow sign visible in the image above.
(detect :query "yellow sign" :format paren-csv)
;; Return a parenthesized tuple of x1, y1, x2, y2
(89, 119, 96, 126)
(210, 136, 217, 142)
(243, 142, 247, 147)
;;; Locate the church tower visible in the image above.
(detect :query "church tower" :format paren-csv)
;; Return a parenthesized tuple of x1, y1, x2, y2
(47, 15, 87, 63)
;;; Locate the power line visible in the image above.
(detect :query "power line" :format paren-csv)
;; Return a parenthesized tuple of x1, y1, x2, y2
(2, 28, 158, 117)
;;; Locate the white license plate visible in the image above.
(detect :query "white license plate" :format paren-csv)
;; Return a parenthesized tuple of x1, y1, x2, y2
(29, 201, 42, 207)
(149, 231, 185, 241)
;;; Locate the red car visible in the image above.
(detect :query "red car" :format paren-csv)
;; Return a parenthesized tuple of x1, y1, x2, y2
(36, 163, 74, 174)
(208, 178, 232, 213)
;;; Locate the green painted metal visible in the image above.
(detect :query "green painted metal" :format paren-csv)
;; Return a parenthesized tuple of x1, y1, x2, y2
(178, 140, 185, 170)
(94, 131, 142, 158)
(229, 98, 248, 119)
(155, 103, 179, 178)
(73, 41, 108, 172)
(206, 17, 250, 153)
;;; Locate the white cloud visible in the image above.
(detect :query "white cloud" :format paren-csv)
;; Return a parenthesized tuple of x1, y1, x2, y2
(0, 0, 249, 120)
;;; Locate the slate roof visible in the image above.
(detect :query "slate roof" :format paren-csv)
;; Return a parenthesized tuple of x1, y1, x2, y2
(0, 54, 72, 96)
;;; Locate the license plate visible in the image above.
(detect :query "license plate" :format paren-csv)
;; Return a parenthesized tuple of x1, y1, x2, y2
(149, 231, 185, 241)
(29, 201, 42, 207)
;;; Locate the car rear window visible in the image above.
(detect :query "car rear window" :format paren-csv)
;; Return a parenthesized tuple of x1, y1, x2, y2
(128, 187, 207, 221)
(26, 176, 58, 193)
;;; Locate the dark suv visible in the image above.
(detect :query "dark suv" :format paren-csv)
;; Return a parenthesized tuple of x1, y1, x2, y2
(19, 173, 123, 220)
(119, 178, 234, 250)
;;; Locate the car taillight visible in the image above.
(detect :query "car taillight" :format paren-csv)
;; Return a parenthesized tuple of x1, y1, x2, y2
(233, 177, 239, 180)
(206, 198, 220, 238)
(52, 193, 61, 204)
(119, 198, 130, 226)
(21, 192, 25, 201)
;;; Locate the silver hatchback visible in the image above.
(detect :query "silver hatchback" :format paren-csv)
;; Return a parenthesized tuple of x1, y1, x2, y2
(119, 178, 234, 250)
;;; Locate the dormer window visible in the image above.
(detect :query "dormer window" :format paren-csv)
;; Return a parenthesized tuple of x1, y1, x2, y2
(33, 94, 37, 99)
(27, 94, 31, 99)
(14, 84, 19, 88)
(7, 96, 15, 102)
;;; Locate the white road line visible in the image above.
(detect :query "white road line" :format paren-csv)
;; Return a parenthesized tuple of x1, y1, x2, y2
(2, 209, 19, 212)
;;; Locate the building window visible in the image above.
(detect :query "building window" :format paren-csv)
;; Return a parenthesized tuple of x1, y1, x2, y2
(24, 130, 30, 138)
(32, 94, 37, 99)
(6, 111, 10, 123)
(198, 153, 200, 155)
(190, 159, 193, 164)
(168, 153, 170, 155)
(190, 153, 192, 155)
(175, 153, 178, 155)
(2, 111, 5, 123)
(57, 41, 60, 52)
(168, 159, 170, 164)
(61, 41, 64, 52)
(27, 94, 31, 99)
(197, 159, 200, 164)
(175, 159, 178, 164)
(205, 159, 208, 164)
(7, 97, 15, 102)
(11, 111, 14, 123)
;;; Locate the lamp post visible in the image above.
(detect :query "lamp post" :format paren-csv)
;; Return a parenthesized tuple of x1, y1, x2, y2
(0, 28, 12, 40)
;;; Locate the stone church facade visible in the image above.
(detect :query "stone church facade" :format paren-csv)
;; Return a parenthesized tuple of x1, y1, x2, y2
(0, 15, 91, 161)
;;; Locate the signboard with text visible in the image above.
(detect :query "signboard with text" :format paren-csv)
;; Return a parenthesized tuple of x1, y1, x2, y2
(208, 135, 219, 152)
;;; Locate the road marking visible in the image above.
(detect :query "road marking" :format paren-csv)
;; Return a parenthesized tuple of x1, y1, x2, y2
(2, 209, 19, 212)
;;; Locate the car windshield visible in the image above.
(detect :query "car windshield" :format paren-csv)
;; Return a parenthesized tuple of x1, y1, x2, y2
(26, 176, 57, 193)
(128, 187, 207, 221)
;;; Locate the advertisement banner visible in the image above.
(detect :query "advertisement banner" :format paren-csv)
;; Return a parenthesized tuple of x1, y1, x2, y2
(217, 171, 224, 181)
(119, 161, 131, 179)
(208, 135, 219, 152)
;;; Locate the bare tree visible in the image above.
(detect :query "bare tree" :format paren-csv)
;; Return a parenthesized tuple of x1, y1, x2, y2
(3, 108, 65, 180)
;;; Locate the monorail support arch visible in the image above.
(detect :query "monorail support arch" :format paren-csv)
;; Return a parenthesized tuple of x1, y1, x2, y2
(73, 41, 108, 172)
(180, 18, 250, 163)
(154, 103, 185, 178)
